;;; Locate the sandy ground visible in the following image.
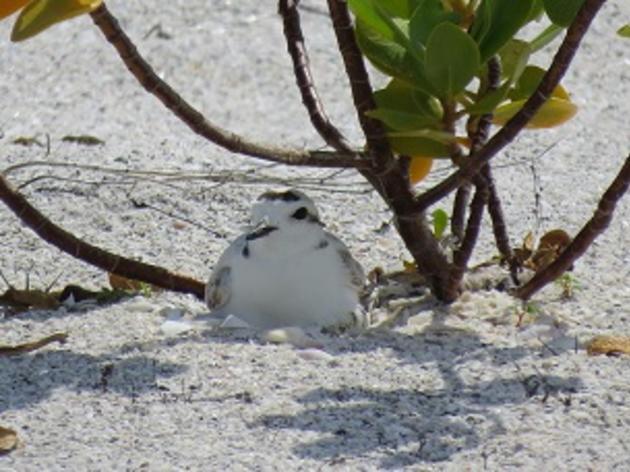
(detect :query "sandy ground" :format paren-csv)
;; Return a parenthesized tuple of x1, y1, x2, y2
(1, 0, 630, 470)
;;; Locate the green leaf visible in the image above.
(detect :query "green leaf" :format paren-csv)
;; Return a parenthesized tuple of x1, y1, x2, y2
(465, 82, 511, 114)
(508, 65, 552, 101)
(618, 24, 630, 39)
(431, 209, 449, 239)
(499, 39, 531, 82)
(388, 136, 450, 157)
(543, 0, 584, 27)
(466, 38, 531, 115)
(373, 79, 443, 120)
(365, 108, 439, 131)
(471, 0, 535, 62)
(386, 0, 423, 19)
(525, 0, 545, 23)
(388, 128, 459, 144)
(355, 21, 435, 95)
(355, 20, 414, 82)
(529, 23, 564, 52)
(348, 0, 395, 39)
(425, 23, 480, 99)
(409, 0, 460, 47)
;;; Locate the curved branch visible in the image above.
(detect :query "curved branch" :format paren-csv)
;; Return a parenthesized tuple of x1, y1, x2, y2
(325, 0, 394, 171)
(413, 0, 606, 211)
(278, 0, 355, 153)
(0, 173, 206, 299)
(89, 3, 366, 169)
(515, 154, 630, 300)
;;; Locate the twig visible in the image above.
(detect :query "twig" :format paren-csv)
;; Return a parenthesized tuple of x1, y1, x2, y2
(515, 154, 630, 300)
(484, 165, 515, 269)
(325, 0, 393, 171)
(278, 0, 355, 153)
(0, 332, 68, 357)
(477, 56, 514, 268)
(4, 160, 372, 194)
(89, 3, 366, 169)
(446, 182, 489, 300)
(413, 0, 607, 211)
(0, 173, 206, 298)
(451, 183, 471, 241)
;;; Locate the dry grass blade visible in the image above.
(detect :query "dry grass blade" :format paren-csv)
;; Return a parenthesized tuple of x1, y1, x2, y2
(0, 332, 68, 357)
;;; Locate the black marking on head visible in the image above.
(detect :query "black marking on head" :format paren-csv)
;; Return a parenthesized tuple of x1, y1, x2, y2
(315, 239, 329, 250)
(291, 206, 309, 220)
(246, 225, 278, 241)
(242, 245, 250, 258)
(259, 190, 301, 202)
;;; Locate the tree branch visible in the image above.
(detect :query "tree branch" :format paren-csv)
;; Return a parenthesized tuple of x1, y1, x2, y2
(325, 0, 394, 172)
(515, 154, 630, 300)
(445, 181, 489, 300)
(89, 3, 366, 169)
(413, 0, 607, 211)
(0, 173, 206, 299)
(278, 0, 355, 153)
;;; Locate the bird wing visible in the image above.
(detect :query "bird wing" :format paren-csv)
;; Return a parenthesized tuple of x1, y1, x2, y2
(205, 235, 246, 311)
(205, 265, 232, 311)
(325, 232, 365, 291)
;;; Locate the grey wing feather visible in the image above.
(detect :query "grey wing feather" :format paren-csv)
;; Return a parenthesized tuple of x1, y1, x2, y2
(205, 265, 232, 311)
(205, 234, 249, 310)
(326, 233, 365, 291)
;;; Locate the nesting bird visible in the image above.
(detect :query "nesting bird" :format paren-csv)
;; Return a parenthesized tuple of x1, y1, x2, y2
(205, 189, 366, 330)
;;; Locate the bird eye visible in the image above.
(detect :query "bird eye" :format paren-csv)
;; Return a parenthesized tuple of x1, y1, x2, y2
(292, 207, 308, 220)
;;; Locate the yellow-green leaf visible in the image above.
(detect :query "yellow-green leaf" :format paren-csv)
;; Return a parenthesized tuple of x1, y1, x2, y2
(0, 0, 31, 21)
(11, 0, 102, 42)
(492, 97, 577, 129)
(618, 24, 630, 39)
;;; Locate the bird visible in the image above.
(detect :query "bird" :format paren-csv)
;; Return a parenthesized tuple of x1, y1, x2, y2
(205, 189, 366, 330)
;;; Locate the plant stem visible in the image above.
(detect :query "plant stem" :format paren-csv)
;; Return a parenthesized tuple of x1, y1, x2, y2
(278, 0, 355, 153)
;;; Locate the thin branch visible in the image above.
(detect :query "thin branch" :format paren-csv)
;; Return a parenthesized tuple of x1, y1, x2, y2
(413, 0, 607, 211)
(89, 3, 366, 169)
(445, 182, 489, 300)
(453, 56, 500, 243)
(479, 57, 514, 268)
(515, 154, 630, 300)
(483, 165, 515, 265)
(0, 173, 206, 299)
(278, 0, 355, 153)
(325, 0, 394, 171)
(451, 183, 471, 241)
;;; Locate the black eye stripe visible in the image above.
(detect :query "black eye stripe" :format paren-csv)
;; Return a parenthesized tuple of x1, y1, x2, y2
(292, 207, 309, 220)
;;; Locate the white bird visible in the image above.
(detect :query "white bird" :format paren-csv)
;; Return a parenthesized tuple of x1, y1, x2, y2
(205, 189, 366, 330)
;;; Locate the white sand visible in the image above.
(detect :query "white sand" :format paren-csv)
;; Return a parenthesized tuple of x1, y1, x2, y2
(1, 0, 630, 469)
